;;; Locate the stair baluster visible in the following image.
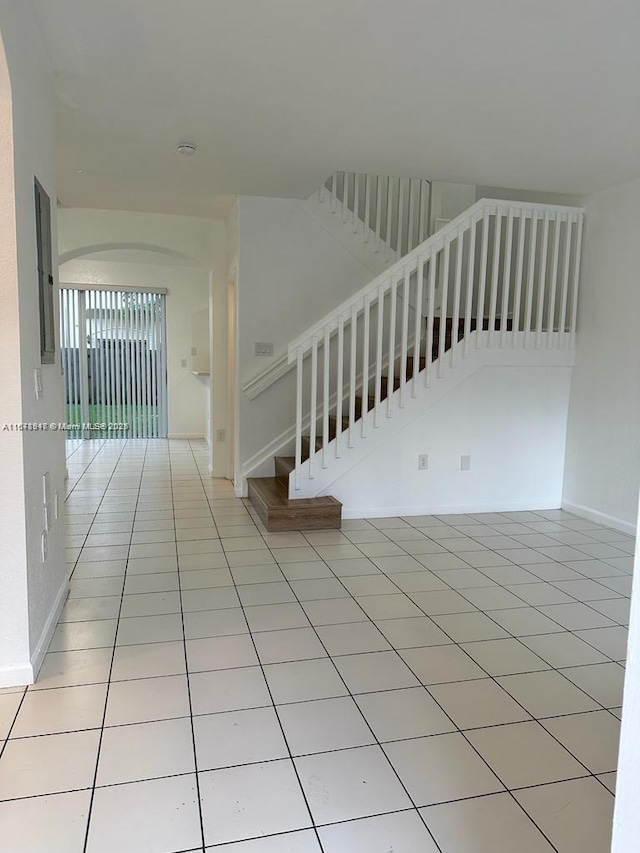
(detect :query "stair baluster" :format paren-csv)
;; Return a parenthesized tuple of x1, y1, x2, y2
(254, 196, 587, 515)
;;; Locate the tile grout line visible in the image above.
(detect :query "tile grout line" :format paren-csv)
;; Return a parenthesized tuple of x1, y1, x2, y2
(325, 527, 624, 797)
(286, 527, 617, 840)
(80, 438, 147, 853)
(5, 442, 624, 850)
(332, 521, 627, 707)
(185, 441, 328, 853)
(265, 537, 567, 853)
(247, 528, 452, 851)
(170, 442, 210, 853)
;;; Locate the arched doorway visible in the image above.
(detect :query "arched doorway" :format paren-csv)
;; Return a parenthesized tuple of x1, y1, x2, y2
(59, 242, 214, 446)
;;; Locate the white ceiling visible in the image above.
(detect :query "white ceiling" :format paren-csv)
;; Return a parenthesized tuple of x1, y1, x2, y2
(29, 0, 640, 218)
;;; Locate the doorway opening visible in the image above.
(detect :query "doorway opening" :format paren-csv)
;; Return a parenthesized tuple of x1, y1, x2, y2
(59, 286, 168, 439)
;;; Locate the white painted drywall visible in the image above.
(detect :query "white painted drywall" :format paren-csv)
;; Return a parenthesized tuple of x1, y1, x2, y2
(429, 182, 477, 232)
(0, 13, 29, 687)
(476, 185, 585, 207)
(563, 177, 640, 533)
(236, 196, 383, 476)
(59, 208, 220, 267)
(326, 365, 572, 517)
(0, 3, 67, 686)
(611, 508, 639, 853)
(57, 209, 228, 457)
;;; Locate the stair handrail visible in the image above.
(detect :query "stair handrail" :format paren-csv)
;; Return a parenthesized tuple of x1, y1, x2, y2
(288, 197, 584, 362)
(288, 195, 585, 493)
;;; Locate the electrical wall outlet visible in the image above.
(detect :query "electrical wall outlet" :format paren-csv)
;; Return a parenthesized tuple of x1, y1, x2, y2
(191, 346, 198, 356)
(181, 358, 187, 368)
(418, 454, 429, 470)
(461, 454, 471, 471)
(254, 342, 274, 357)
(216, 429, 226, 442)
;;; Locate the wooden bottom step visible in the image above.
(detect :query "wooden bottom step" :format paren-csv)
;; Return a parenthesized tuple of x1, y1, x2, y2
(248, 476, 342, 532)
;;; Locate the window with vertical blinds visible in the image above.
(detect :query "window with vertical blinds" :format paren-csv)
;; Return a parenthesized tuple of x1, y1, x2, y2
(59, 287, 168, 439)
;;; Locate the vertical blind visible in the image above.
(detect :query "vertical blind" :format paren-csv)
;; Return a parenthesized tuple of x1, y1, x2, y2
(59, 287, 168, 439)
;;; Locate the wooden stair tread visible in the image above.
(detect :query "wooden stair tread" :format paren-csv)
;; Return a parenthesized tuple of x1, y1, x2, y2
(248, 476, 339, 508)
(248, 476, 342, 532)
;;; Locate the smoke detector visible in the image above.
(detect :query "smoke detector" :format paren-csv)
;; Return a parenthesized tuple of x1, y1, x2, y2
(177, 143, 197, 156)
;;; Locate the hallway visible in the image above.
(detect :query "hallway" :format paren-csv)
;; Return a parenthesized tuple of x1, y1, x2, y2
(0, 439, 629, 851)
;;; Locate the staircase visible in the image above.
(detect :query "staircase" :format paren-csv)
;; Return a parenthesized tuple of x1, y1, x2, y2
(248, 319, 458, 530)
(247, 177, 585, 531)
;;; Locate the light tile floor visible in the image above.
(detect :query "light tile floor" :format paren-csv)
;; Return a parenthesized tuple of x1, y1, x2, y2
(0, 439, 632, 852)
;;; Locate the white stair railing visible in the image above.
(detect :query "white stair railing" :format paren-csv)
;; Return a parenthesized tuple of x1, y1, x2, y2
(319, 172, 431, 261)
(288, 198, 584, 492)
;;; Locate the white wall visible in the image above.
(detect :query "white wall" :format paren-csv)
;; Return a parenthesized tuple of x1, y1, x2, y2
(476, 185, 584, 207)
(563, 177, 640, 533)
(327, 366, 572, 517)
(58, 210, 229, 457)
(612, 505, 640, 852)
(236, 196, 386, 478)
(430, 182, 477, 232)
(59, 208, 219, 268)
(0, 3, 67, 686)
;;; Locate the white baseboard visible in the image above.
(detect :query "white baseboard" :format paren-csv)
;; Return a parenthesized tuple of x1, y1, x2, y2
(30, 575, 70, 682)
(561, 501, 637, 537)
(0, 575, 70, 689)
(167, 433, 205, 440)
(0, 662, 34, 689)
(343, 499, 564, 520)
